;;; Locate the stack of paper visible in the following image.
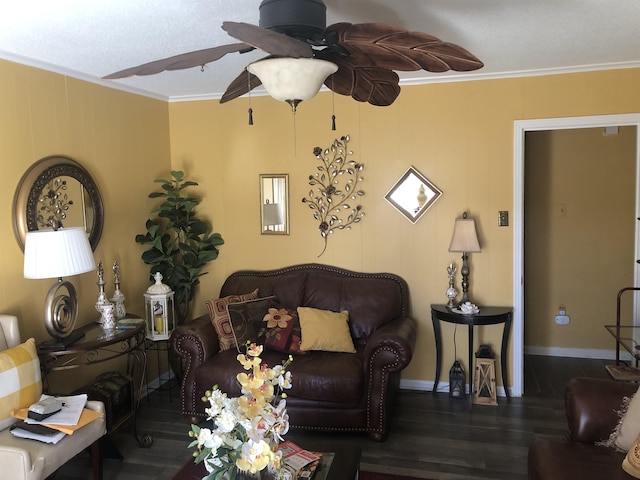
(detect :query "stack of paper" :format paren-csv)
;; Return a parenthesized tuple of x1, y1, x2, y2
(10, 393, 102, 444)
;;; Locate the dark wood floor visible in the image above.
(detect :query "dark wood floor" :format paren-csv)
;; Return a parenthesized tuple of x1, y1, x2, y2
(51, 355, 614, 480)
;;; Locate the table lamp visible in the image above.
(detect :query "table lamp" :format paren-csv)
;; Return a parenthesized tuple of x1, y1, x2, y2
(24, 227, 96, 345)
(262, 200, 283, 232)
(448, 211, 481, 306)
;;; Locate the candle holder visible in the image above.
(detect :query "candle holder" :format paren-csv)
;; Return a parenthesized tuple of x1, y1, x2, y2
(446, 262, 458, 309)
(110, 261, 127, 319)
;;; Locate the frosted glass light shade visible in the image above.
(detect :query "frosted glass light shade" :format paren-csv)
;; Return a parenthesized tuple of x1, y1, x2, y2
(247, 58, 338, 104)
(24, 227, 96, 279)
(449, 216, 481, 253)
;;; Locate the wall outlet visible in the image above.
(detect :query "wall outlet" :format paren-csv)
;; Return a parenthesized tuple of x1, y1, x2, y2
(555, 306, 570, 325)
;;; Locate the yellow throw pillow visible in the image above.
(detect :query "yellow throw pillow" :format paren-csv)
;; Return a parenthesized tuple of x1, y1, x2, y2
(298, 307, 356, 353)
(0, 338, 42, 431)
(624, 433, 640, 478)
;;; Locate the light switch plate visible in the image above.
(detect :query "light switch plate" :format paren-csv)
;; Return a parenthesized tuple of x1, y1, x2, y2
(498, 211, 509, 226)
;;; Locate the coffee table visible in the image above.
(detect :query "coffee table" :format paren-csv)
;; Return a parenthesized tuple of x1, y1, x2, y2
(172, 440, 360, 480)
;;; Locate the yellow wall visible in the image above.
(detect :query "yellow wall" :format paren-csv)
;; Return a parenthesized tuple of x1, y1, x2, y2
(0, 59, 171, 389)
(525, 127, 636, 350)
(168, 68, 640, 384)
(3, 55, 640, 390)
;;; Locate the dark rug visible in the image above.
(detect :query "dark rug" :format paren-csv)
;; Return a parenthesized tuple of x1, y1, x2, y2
(360, 472, 427, 480)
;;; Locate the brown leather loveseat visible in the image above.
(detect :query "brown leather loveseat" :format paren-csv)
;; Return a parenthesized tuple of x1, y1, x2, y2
(528, 377, 638, 479)
(170, 263, 416, 442)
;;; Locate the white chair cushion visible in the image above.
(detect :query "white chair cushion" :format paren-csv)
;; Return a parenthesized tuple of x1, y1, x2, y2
(0, 401, 105, 480)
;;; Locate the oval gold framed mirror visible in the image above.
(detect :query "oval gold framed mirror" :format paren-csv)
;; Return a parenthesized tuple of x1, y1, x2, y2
(13, 156, 104, 251)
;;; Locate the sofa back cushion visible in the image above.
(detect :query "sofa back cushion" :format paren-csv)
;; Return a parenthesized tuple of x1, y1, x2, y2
(220, 264, 409, 344)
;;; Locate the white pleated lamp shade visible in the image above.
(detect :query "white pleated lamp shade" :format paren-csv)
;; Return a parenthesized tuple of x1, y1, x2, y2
(247, 58, 338, 103)
(24, 227, 96, 279)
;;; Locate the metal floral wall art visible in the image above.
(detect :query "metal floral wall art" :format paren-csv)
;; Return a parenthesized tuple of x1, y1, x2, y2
(302, 134, 365, 257)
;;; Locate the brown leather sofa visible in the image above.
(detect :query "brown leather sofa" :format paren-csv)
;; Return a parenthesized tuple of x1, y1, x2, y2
(170, 263, 416, 442)
(528, 376, 638, 479)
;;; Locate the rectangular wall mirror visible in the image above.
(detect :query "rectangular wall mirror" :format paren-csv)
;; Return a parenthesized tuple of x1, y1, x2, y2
(260, 174, 289, 235)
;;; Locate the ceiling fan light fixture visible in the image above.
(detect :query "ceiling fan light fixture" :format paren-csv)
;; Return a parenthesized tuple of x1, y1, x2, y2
(247, 57, 338, 111)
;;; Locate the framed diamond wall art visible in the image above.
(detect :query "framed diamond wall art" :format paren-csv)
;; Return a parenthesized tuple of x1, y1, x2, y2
(385, 166, 442, 223)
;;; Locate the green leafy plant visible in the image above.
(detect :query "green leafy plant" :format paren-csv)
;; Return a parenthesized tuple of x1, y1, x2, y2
(136, 171, 224, 324)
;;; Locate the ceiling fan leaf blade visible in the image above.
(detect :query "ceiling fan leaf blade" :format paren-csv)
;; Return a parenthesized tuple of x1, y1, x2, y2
(220, 69, 262, 104)
(412, 42, 484, 71)
(327, 58, 399, 106)
(222, 21, 313, 58)
(325, 22, 482, 74)
(103, 44, 249, 79)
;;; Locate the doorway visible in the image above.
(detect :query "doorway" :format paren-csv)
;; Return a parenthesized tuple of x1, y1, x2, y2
(512, 114, 640, 396)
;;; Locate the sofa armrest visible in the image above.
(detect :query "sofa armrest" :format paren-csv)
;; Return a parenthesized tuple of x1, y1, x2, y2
(170, 314, 220, 365)
(565, 376, 637, 443)
(362, 315, 417, 441)
(363, 315, 417, 371)
(170, 314, 220, 423)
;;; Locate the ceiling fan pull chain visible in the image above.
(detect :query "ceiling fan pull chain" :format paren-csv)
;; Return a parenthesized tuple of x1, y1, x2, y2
(247, 71, 254, 126)
(331, 81, 336, 131)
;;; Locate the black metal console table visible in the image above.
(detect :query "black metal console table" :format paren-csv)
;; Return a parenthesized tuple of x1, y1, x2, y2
(37, 317, 152, 447)
(431, 304, 513, 404)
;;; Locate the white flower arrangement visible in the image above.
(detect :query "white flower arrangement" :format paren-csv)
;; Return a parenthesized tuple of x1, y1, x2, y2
(189, 343, 293, 480)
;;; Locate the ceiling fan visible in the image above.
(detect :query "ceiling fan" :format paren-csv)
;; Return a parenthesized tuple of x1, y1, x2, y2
(104, 0, 483, 110)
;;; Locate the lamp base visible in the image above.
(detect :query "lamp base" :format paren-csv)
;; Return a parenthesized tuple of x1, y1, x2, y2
(39, 330, 86, 350)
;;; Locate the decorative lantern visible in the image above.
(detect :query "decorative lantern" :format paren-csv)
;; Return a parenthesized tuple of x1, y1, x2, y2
(449, 360, 466, 399)
(144, 272, 175, 341)
(473, 344, 497, 406)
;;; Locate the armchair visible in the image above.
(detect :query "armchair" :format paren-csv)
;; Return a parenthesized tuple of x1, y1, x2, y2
(0, 314, 106, 480)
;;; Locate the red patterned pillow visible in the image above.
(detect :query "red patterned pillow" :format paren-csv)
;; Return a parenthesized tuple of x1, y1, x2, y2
(205, 289, 259, 351)
(262, 306, 306, 355)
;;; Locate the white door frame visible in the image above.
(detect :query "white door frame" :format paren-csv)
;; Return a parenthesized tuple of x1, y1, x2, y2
(512, 113, 640, 396)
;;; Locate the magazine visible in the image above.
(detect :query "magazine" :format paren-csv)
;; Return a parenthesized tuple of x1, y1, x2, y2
(280, 441, 321, 478)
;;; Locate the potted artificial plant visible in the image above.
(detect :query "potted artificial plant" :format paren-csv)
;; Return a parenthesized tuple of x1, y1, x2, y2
(136, 170, 224, 326)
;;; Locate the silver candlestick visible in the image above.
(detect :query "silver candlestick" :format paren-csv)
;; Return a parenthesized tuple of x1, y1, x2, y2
(110, 261, 126, 319)
(446, 262, 458, 309)
(95, 261, 112, 323)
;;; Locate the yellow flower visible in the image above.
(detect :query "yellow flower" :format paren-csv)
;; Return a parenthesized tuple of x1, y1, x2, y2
(263, 308, 292, 328)
(237, 353, 262, 370)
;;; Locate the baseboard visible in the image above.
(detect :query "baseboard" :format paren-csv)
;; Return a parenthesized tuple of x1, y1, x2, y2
(141, 369, 175, 399)
(399, 378, 510, 397)
(524, 345, 632, 361)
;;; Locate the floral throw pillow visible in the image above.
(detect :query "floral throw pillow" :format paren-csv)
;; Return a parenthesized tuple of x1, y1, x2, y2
(262, 307, 306, 355)
(205, 289, 259, 351)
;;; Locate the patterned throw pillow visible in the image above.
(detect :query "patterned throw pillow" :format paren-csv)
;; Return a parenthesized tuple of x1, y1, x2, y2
(262, 307, 306, 355)
(0, 338, 42, 431)
(205, 289, 259, 351)
(227, 296, 278, 352)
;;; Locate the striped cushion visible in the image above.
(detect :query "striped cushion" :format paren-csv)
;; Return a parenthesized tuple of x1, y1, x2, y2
(0, 338, 42, 431)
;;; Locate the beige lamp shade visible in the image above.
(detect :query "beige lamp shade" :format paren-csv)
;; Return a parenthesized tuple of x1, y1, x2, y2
(24, 227, 96, 279)
(449, 214, 481, 253)
(247, 57, 338, 107)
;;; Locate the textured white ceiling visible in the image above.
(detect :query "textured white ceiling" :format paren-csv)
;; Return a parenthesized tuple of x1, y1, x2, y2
(1, 0, 639, 102)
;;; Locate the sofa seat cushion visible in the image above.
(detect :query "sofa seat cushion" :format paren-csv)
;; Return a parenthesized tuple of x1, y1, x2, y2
(528, 439, 632, 480)
(194, 347, 363, 407)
